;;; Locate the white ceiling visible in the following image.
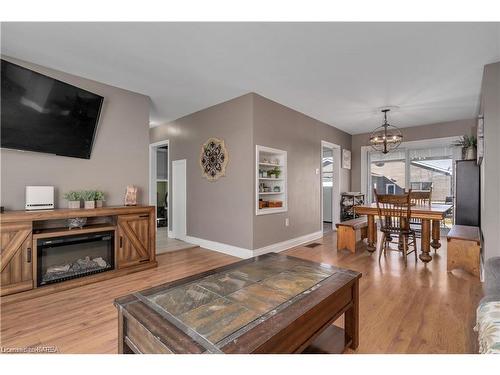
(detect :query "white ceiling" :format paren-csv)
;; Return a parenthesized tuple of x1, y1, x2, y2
(2, 22, 499, 134)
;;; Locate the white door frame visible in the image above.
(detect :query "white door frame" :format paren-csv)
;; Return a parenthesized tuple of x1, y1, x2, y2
(172, 159, 187, 241)
(321, 141, 341, 233)
(149, 139, 169, 234)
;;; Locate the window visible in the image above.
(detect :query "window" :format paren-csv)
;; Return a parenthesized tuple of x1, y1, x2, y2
(367, 142, 460, 205)
(369, 149, 406, 202)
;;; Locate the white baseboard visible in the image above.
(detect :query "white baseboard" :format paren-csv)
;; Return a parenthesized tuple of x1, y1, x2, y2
(185, 230, 323, 259)
(253, 230, 324, 256)
(184, 235, 254, 259)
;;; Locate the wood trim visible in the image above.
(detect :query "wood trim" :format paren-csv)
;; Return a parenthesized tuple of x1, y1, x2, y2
(1, 261, 157, 304)
(33, 225, 117, 240)
(0, 206, 155, 224)
(0, 229, 31, 272)
(0, 279, 33, 296)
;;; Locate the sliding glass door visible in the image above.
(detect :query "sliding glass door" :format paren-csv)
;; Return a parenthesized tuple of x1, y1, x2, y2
(369, 150, 406, 203)
(368, 145, 458, 205)
(409, 147, 454, 204)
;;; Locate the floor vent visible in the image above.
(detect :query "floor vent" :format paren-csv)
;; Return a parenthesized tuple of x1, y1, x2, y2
(304, 242, 322, 248)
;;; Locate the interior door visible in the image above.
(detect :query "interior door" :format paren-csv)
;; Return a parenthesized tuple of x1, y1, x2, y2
(117, 214, 150, 268)
(172, 159, 187, 240)
(0, 222, 33, 296)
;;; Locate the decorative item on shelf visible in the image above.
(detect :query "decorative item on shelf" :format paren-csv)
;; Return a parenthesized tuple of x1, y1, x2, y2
(259, 169, 264, 178)
(342, 149, 351, 170)
(273, 186, 281, 192)
(452, 135, 477, 161)
(369, 108, 403, 154)
(272, 167, 281, 178)
(340, 192, 365, 221)
(263, 158, 270, 164)
(268, 200, 283, 208)
(200, 137, 229, 181)
(81, 190, 96, 209)
(94, 191, 105, 208)
(67, 217, 87, 230)
(259, 200, 268, 209)
(273, 159, 280, 165)
(63, 191, 82, 209)
(124, 185, 138, 206)
(263, 185, 271, 192)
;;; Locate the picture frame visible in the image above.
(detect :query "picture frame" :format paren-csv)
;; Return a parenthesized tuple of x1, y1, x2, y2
(342, 149, 351, 170)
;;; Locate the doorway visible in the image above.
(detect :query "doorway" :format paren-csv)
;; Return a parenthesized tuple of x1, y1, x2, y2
(149, 140, 169, 228)
(321, 141, 341, 234)
(149, 143, 192, 253)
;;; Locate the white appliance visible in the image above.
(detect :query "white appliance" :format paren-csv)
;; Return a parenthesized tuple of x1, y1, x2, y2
(25, 186, 54, 210)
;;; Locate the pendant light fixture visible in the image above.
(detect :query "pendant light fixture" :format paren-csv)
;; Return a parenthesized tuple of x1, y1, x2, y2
(369, 108, 403, 154)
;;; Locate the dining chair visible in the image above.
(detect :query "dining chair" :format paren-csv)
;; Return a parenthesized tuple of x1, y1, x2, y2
(373, 189, 417, 264)
(408, 189, 432, 238)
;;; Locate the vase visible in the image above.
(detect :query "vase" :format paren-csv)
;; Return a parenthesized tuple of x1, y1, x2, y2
(84, 200, 95, 209)
(465, 147, 477, 160)
(95, 200, 103, 208)
(68, 200, 80, 209)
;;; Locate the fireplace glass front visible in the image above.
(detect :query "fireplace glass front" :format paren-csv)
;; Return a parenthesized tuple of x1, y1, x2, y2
(37, 231, 114, 286)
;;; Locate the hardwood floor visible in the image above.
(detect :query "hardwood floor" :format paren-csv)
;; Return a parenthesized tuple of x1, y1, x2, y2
(0, 231, 483, 354)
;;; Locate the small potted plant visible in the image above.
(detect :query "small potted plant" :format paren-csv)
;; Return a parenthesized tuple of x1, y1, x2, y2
(452, 135, 477, 160)
(95, 191, 105, 208)
(81, 190, 96, 209)
(63, 191, 81, 209)
(272, 167, 282, 179)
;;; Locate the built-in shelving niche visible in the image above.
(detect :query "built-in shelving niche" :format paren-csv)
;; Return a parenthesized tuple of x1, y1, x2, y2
(256, 145, 287, 215)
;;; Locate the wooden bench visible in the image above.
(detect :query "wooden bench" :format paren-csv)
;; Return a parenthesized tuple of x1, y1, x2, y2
(335, 217, 368, 253)
(447, 225, 481, 277)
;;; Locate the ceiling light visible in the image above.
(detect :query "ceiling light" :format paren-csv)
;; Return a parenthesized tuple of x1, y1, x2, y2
(369, 109, 403, 154)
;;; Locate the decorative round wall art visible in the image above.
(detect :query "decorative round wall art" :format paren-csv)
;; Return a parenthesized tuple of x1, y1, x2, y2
(199, 137, 229, 181)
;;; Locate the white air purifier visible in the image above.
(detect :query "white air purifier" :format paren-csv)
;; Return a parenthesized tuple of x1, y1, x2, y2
(25, 186, 55, 210)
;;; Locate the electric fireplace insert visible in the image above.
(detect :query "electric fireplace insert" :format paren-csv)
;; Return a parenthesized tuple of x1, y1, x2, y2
(37, 231, 114, 286)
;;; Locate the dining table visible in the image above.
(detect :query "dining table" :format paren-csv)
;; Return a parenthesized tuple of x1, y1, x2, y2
(354, 203, 453, 263)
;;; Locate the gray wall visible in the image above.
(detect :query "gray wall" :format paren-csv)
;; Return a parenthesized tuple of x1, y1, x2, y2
(480, 62, 500, 260)
(150, 93, 351, 251)
(350, 119, 477, 191)
(1, 56, 151, 210)
(252, 94, 351, 249)
(150, 94, 254, 249)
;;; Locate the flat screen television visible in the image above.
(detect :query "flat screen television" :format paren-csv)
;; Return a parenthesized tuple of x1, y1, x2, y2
(1, 59, 103, 159)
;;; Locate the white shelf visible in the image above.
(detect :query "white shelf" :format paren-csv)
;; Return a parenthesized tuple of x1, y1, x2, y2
(256, 145, 287, 216)
(259, 162, 283, 167)
(258, 207, 287, 214)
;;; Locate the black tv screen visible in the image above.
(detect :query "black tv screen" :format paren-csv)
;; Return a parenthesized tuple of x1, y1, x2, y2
(1, 59, 103, 159)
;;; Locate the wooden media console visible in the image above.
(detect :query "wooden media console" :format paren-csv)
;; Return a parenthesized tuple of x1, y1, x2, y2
(0, 206, 157, 303)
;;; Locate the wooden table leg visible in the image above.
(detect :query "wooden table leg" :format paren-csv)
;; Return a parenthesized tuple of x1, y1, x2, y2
(419, 219, 432, 263)
(118, 308, 125, 354)
(367, 214, 376, 253)
(345, 279, 359, 350)
(431, 219, 441, 251)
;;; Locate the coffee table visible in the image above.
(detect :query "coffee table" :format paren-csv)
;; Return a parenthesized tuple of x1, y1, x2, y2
(114, 253, 361, 354)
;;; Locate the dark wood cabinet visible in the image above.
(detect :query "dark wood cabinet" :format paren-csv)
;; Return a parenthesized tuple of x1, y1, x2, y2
(117, 214, 151, 268)
(455, 160, 480, 226)
(0, 222, 34, 296)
